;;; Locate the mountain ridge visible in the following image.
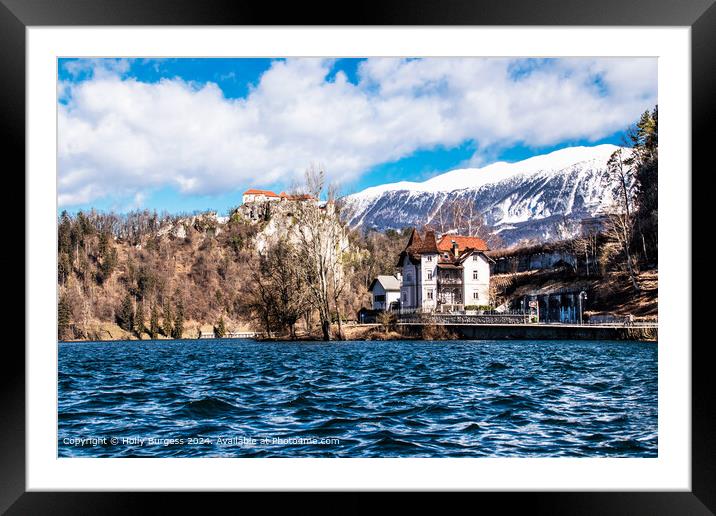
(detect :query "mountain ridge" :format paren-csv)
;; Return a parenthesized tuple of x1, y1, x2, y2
(340, 144, 627, 246)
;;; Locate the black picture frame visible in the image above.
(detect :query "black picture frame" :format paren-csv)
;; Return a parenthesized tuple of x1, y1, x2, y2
(4, 0, 712, 512)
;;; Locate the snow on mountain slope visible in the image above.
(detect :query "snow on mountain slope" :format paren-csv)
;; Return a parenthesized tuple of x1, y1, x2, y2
(340, 144, 627, 246)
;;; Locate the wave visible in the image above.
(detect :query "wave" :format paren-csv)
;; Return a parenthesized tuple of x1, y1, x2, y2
(58, 339, 658, 458)
(174, 397, 242, 419)
(487, 361, 510, 370)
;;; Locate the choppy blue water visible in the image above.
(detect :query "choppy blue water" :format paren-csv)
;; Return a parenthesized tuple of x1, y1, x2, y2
(58, 339, 657, 458)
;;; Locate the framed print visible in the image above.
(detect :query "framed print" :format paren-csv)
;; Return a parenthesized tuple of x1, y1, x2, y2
(5, 0, 714, 512)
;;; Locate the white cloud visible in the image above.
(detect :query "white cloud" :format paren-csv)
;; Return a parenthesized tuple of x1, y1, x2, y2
(58, 57, 657, 207)
(62, 58, 131, 79)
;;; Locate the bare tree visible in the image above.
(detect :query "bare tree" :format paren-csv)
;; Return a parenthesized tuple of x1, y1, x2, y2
(606, 149, 640, 291)
(238, 255, 278, 338)
(293, 165, 349, 341)
(429, 196, 500, 248)
(449, 197, 466, 233)
(237, 239, 309, 339)
(265, 239, 309, 338)
(431, 196, 450, 234)
(572, 235, 590, 277)
(463, 197, 482, 236)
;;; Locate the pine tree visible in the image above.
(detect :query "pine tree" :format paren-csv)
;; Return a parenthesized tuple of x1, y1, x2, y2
(172, 299, 184, 339)
(630, 105, 658, 265)
(98, 231, 109, 256)
(149, 304, 160, 339)
(58, 294, 72, 340)
(58, 253, 71, 285)
(135, 299, 145, 338)
(117, 293, 134, 332)
(98, 245, 117, 284)
(215, 316, 226, 338)
(162, 303, 173, 337)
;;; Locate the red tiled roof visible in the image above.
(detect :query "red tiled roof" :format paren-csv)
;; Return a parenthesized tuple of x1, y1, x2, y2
(437, 235, 489, 252)
(244, 189, 279, 197)
(244, 189, 316, 201)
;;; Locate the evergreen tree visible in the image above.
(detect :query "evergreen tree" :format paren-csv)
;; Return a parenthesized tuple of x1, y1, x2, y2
(58, 211, 72, 256)
(162, 303, 173, 336)
(58, 294, 72, 340)
(214, 316, 226, 338)
(149, 304, 160, 339)
(629, 106, 658, 265)
(135, 299, 145, 338)
(97, 232, 117, 284)
(172, 299, 184, 339)
(58, 253, 71, 285)
(98, 231, 109, 256)
(117, 293, 134, 332)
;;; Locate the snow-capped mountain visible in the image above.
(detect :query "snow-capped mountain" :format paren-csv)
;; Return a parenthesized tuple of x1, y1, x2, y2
(340, 144, 627, 246)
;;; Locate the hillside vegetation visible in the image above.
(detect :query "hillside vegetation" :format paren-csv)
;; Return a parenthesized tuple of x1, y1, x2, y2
(57, 194, 412, 341)
(58, 210, 258, 340)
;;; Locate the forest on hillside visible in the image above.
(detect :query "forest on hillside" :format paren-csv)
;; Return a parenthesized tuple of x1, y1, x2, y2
(57, 169, 410, 341)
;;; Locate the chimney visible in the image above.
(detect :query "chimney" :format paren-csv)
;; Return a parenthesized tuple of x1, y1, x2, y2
(451, 240, 459, 258)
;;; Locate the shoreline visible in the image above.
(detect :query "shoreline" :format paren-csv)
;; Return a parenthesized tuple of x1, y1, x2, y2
(60, 323, 657, 343)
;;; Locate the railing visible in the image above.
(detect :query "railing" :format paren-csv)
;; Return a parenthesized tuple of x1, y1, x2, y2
(437, 278, 463, 285)
(398, 307, 528, 316)
(398, 307, 432, 315)
(395, 310, 657, 328)
(198, 331, 260, 339)
(398, 312, 528, 325)
(583, 319, 658, 327)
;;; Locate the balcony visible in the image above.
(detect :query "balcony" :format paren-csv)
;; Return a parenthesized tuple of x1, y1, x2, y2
(437, 276, 463, 285)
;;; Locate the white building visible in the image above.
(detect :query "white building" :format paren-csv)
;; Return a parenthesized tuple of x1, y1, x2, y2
(242, 189, 281, 204)
(368, 275, 402, 310)
(397, 229, 492, 312)
(242, 189, 317, 205)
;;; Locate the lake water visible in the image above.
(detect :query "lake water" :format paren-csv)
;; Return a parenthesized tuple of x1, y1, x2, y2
(58, 339, 657, 458)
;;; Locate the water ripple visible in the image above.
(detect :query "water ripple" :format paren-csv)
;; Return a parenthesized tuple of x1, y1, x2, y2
(58, 339, 657, 458)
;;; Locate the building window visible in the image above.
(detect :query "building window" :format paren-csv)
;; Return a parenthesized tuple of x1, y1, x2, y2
(427, 290, 433, 300)
(427, 271, 433, 280)
(403, 292, 407, 302)
(406, 273, 412, 282)
(375, 295, 386, 302)
(426, 255, 433, 262)
(473, 291, 479, 300)
(473, 270, 479, 280)
(473, 255, 479, 261)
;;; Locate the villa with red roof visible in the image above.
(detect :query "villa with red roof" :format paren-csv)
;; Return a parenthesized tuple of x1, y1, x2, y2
(397, 229, 493, 312)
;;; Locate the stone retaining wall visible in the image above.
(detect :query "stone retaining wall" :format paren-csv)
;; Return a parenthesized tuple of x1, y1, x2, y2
(398, 323, 657, 341)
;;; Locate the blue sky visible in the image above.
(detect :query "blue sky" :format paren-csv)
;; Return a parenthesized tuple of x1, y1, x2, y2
(57, 57, 656, 215)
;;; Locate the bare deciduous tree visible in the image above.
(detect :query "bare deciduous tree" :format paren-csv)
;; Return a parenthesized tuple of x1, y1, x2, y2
(293, 165, 349, 341)
(606, 149, 640, 291)
(428, 196, 499, 247)
(238, 239, 309, 339)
